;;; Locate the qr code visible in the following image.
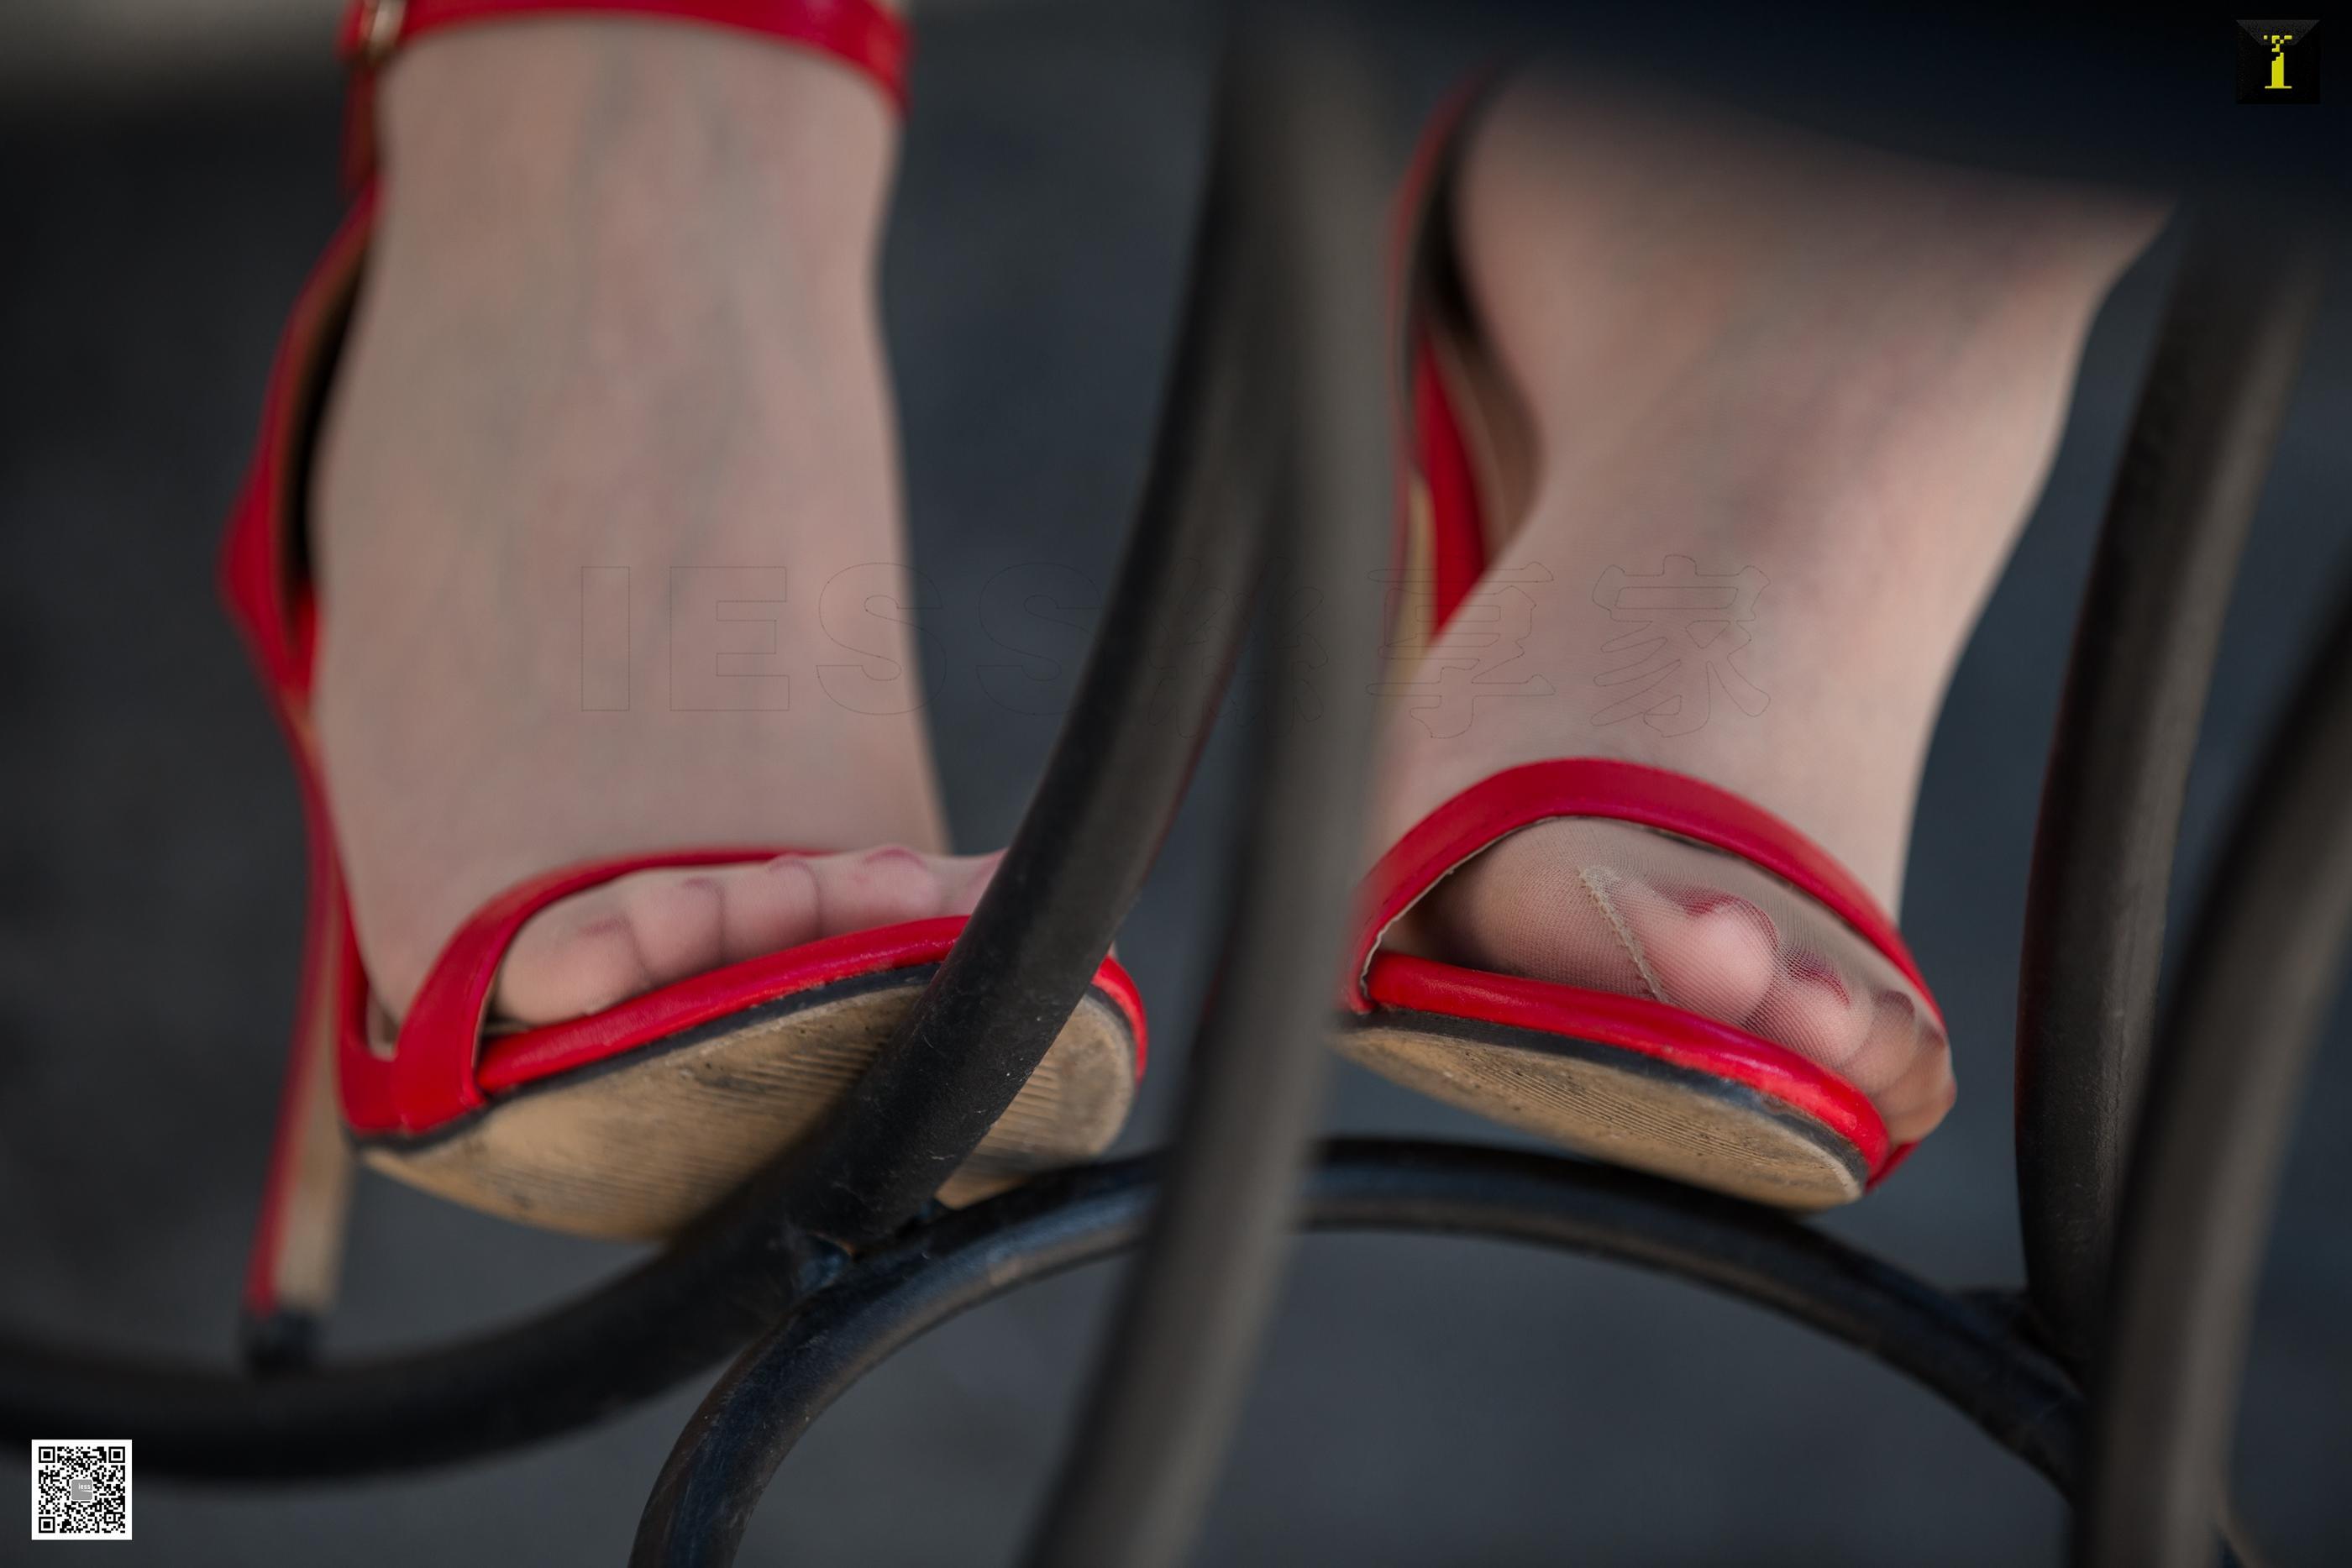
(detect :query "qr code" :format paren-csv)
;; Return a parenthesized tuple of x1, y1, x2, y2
(30, 1441, 132, 1541)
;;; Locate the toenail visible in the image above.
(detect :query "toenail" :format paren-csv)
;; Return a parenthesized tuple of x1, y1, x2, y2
(575, 914, 633, 943)
(1784, 950, 1850, 1005)
(1659, 884, 1773, 944)
(1664, 884, 1743, 916)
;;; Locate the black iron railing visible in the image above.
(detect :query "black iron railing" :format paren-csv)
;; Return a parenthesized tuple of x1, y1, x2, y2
(0, 8, 2340, 1567)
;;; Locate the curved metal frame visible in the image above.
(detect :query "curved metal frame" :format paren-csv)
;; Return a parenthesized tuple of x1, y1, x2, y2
(1020, 22, 1394, 1568)
(633, 1141, 2082, 1567)
(0, 5, 2340, 1565)
(2013, 218, 2325, 1364)
(2078, 556, 2352, 1566)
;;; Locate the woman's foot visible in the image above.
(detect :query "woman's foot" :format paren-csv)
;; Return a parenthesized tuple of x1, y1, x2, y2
(1377, 76, 2165, 1143)
(311, 22, 983, 1025)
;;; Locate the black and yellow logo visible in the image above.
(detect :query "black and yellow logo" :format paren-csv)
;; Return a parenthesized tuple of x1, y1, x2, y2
(2238, 19, 2321, 102)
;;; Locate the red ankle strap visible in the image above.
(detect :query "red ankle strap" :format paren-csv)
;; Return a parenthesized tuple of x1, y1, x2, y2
(339, 0, 908, 184)
(340, 0, 907, 95)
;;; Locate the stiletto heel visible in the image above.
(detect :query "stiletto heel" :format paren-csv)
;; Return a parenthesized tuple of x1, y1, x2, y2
(241, 961, 356, 1371)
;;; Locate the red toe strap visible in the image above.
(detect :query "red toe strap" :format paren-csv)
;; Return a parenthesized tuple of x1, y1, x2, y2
(1350, 758, 1936, 1017)
(342, 847, 803, 1135)
(339, 846, 1149, 1137)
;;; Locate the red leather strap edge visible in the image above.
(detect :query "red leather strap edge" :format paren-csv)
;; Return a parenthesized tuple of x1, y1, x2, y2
(476, 918, 1147, 1093)
(339, 0, 909, 104)
(1866, 1138, 1919, 1191)
(1410, 333, 1487, 629)
(385, 846, 806, 1130)
(1390, 78, 1494, 633)
(338, 847, 1147, 1135)
(218, 195, 376, 703)
(1349, 758, 1939, 1020)
(1366, 951, 1893, 1174)
(338, 0, 907, 186)
(223, 201, 378, 1315)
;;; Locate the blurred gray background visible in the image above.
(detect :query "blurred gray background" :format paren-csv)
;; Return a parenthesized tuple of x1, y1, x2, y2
(2, 2, 2347, 1564)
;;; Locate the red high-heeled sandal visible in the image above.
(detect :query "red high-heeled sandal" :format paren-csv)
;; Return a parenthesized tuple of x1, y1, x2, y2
(1337, 83, 1945, 1210)
(227, 0, 1146, 1350)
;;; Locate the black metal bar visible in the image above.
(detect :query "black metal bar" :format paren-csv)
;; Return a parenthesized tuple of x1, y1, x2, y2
(2076, 560, 2352, 1568)
(762, 50, 1290, 1250)
(0, 1196, 837, 1479)
(631, 1140, 2085, 1566)
(0, 0, 1281, 1450)
(2012, 218, 2323, 1364)
(1019, 13, 1393, 1568)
